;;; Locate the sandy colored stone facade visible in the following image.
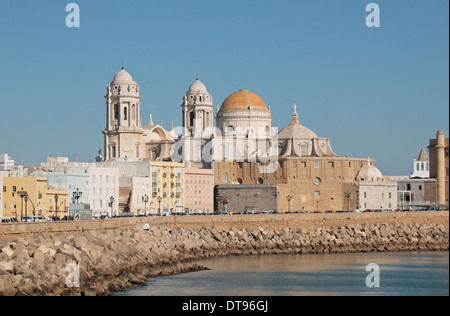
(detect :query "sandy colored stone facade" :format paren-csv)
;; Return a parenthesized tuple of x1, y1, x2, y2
(215, 157, 375, 213)
(428, 130, 449, 206)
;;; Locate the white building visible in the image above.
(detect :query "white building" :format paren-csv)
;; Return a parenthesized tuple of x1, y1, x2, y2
(0, 154, 14, 171)
(411, 148, 430, 178)
(39, 156, 91, 172)
(356, 164, 398, 210)
(88, 166, 120, 217)
(35, 164, 120, 217)
(102, 68, 176, 162)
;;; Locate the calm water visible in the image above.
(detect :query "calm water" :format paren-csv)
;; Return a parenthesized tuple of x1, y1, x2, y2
(114, 252, 449, 296)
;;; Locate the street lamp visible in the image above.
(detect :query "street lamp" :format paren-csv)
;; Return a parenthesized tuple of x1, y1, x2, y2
(157, 196, 163, 216)
(286, 195, 292, 213)
(142, 194, 149, 216)
(24, 192, 29, 221)
(17, 188, 27, 222)
(110, 196, 115, 217)
(55, 194, 59, 219)
(72, 188, 83, 204)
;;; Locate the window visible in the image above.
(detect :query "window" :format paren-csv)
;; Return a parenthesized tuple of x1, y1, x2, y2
(223, 173, 228, 183)
(418, 185, 422, 191)
(313, 177, 321, 185)
(314, 191, 320, 196)
(226, 126, 235, 133)
(314, 162, 320, 169)
(114, 104, 119, 120)
(12, 186, 17, 193)
(123, 107, 128, 120)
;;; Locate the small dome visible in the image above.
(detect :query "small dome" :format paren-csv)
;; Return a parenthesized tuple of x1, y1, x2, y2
(357, 164, 384, 181)
(188, 78, 208, 94)
(278, 124, 318, 139)
(220, 90, 269, 113)
(112, 68, 134, 84)
(278, 103, 317, 139)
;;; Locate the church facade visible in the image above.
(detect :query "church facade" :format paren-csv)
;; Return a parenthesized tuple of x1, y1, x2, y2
(102, 68, 177, 162)
(101, 68, 397, 213)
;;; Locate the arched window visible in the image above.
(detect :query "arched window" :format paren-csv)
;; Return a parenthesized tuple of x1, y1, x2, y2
(113, 104, 119, 120)
(124, 107, 128, 120)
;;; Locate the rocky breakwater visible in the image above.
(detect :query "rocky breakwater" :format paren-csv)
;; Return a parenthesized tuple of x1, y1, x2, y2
(0, 221, 449, 296)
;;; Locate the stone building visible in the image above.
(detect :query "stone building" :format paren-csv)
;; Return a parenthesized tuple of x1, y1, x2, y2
(428, 130, 449, 207)
(103, 68, 177, 162)
(213, 98, 386, 213)
(215, 184, 278, 213)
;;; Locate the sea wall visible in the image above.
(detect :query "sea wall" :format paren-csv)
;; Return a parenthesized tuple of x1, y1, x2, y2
(0, 212, 448, 296)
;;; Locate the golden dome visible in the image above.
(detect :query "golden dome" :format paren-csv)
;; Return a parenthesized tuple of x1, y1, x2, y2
(220, 90, 269, 113)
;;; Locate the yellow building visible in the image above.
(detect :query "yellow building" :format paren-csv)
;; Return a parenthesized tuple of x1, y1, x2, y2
(149, 161, 185, 215)
(2, 177, 67, 221)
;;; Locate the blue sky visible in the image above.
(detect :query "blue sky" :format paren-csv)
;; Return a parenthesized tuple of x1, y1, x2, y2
(0, 0, 448, 175)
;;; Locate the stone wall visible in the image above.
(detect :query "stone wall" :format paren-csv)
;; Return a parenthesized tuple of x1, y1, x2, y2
(0, 212, 448, 296)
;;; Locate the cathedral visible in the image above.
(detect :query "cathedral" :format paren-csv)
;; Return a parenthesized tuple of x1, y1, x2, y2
(102, 68, 397, 213)
(102, 68, 177, 162)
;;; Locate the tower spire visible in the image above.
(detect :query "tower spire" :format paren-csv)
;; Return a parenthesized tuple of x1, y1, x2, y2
(289, 103, 301, 126)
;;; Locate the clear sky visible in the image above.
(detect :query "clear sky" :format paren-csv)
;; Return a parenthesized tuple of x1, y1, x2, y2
(0, 0, 448, 175)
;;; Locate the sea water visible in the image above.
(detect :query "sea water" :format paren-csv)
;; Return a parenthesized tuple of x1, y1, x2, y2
(114, 252, 449, 296)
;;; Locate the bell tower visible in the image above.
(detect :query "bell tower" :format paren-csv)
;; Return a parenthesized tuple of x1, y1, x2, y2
(181, 77, 214, 138)
(103, 68, 144, 161)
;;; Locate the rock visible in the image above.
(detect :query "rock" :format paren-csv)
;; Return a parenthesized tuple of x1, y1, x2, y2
(1, 246, 14, 257)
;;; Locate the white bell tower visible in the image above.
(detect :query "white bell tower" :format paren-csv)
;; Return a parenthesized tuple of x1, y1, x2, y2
(181, 77, 214, 138)
(103, 68, 144, 161)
